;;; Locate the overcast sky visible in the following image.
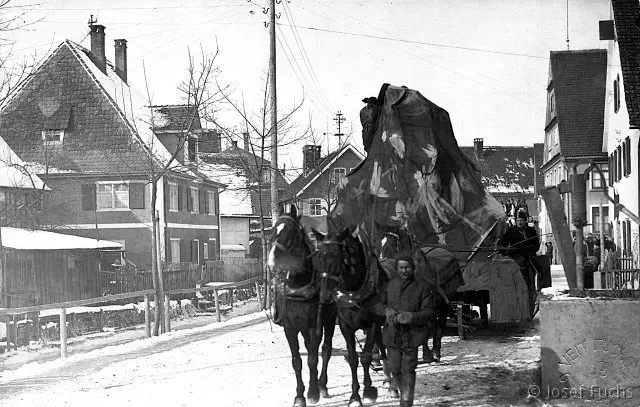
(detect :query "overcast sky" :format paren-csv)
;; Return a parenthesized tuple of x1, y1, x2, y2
(5, 0, 611, 175)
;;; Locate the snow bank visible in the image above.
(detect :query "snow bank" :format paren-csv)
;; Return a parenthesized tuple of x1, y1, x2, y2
(0, 311, 267, 383)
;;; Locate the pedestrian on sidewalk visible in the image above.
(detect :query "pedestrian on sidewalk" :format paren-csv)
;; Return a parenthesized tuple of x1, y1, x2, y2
(375, 251, 435, 407)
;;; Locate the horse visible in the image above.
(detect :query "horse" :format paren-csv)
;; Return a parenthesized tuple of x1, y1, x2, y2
(313, 226, 392, 407)
(380, 231, 463, 363)
(267, 206, 338, 407)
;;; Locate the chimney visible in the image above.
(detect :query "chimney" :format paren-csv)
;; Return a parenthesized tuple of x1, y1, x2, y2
(231, 140, 238, 148)
(89, 24, 106, 74)
(303, 145, 322, 175)
(243, 132, 249, 152)
(114, 39, 127, 83)
(473, 138, 484, 160)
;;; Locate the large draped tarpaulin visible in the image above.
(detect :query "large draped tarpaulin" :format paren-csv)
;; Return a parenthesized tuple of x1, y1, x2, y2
(330, 84, 505, 263)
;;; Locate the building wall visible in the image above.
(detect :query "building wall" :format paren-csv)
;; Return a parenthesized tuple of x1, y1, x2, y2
(605, 30, 640, 260)
(220, 216, 250, 251)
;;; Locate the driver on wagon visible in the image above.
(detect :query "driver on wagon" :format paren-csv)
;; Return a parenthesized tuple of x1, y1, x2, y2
(375, 251, 435, 407)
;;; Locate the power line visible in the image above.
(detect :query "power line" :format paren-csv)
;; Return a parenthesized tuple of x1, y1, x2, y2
(280, 24, 549, 60)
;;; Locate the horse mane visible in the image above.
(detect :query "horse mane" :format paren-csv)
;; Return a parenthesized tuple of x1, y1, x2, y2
(342, 230, 389, 304)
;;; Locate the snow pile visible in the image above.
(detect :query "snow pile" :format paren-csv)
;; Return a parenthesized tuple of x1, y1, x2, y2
(540, 286, 570, 300)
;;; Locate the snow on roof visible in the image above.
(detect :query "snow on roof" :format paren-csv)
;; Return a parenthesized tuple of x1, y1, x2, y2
(198, 162, 252, 216)
(0, 137, 48, 190)
(1, 227, 123, 250)
(66, 41, 197, 178)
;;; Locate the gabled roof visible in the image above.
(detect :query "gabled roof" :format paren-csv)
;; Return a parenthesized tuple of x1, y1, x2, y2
(0, 136, 48, 190)
(151, 105, 202, 132)
(549, 49, 607, 157)
(281, 144, 365, 201)
(460, 146, 534, 195)
(201, 146, 289, 188)
(2, 227, 122, 250)
(0, 40, 197, 178)
(612, 0, 640, 128)
(197, 162, 252, 216)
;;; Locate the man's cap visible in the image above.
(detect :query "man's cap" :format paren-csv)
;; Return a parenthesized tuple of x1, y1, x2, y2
(517, 211, 528, 220)
(394, 250, 415, 263)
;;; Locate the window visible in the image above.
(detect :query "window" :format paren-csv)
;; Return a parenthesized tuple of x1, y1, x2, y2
(624, 137, 631, 177)
(168, 182, 178, 211)
(203, 242, 209, 260)
(614, 74, 621, 113)
(41, 130, 64, 145)
(333, 167, 346, 182)
(187, 136, 197, 162)
(97, 182, 129, 210)
(261, 168, 271, 183)
(309, 198, 323, 216)
(170, 238, 181, 262)
(189, 187, 199, 213)
(548, 89, 556, 114)
(207, 190, 216, 215)
(591, 167, 607, 189)
(592, 206, 610, 235)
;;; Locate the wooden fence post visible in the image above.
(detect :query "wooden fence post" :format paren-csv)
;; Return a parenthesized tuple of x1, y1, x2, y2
(60, 308, 67, 358)
(164, 293, 171, 333)
(10, 315, 17, 351)
(144, 294, 151, 338)
(213, 289, 221, 322)
(229, 288, 234, 309)
(255, 282, 262, 311)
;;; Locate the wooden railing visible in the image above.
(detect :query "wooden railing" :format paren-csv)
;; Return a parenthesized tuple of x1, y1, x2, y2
(0, 276, 263, 360)
(601, 268, 640, 290)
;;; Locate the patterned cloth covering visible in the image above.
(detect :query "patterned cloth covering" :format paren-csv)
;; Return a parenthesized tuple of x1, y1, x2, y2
(330, 83, 505, 265)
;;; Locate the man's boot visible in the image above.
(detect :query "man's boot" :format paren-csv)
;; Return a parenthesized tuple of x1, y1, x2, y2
(400, 373, 416, 407)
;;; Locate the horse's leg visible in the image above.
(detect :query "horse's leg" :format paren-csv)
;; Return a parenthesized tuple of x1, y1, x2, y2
(360, 326, 378, 403)
(318, 310, 336, 399)
(285, 327, 307, 407)
(301, 329, 320, 404)
(376, 324, 397, 397)
(433, 312, 447, 362)
(422, 317, 435, 363)
(339, 320, 362, 407)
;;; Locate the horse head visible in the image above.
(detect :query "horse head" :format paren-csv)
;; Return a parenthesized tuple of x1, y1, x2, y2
(267, 205, 314, 285)
(312, 226, 354, 304)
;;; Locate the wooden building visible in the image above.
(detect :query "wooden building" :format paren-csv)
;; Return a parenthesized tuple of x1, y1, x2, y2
(1, 227, 122, 308)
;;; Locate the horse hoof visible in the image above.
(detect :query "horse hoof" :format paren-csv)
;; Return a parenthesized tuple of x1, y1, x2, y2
(363, 386, 378, 403)
(388, 388, 400, 399)
(293, 396, 306, 407)
(307, 390, 319, 405)
(348, 399, 363, 407)
(423, 355, 436, 363)
(434, 351, 441, 361)
(319, 387, 330, 399)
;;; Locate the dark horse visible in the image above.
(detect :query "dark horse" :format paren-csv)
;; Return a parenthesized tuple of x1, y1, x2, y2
(380, 231, 462, 363)
(313, 226, 392, 407)
(267, 206, 338, 407)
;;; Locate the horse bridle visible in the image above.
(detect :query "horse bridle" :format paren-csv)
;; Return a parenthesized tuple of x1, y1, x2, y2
(271, 215, 315, 261)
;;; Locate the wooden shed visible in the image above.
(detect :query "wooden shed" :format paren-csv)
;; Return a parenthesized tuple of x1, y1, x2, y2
(0, 227, 123, 308)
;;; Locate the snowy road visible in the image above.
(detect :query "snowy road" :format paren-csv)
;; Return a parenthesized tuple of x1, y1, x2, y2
(0, 310, 548, 407)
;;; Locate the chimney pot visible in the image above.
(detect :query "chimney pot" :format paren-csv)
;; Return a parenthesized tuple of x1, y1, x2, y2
(114, 39, 127, 83)
(89, 24, 106, 74)
(473, 138, 484, 160)
(243, 132, 249, 151)
(232, 140, 238, 148)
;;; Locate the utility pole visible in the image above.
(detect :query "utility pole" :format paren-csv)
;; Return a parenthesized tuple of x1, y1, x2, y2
(267, 0, 277, 311)
(269, 0, 278, 226)
(333, 111, 345, 146)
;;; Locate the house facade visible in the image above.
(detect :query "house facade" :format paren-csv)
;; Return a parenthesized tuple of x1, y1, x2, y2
(538, 49, 609, 247)
(0, 24, 224, 268)
(280, 144, 365, 235)
(605, 0, 640, 262)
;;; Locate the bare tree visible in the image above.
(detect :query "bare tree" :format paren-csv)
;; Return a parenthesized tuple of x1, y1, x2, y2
(207, 75, 311, 309)
(130, 47, 224, 335)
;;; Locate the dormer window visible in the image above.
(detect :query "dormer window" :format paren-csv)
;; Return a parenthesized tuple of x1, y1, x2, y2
(547, 89, 555, 115)
(42, 130, 64, 145)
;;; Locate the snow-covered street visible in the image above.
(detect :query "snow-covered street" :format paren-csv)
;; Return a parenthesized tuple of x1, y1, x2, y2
(0, 308, 546, 407)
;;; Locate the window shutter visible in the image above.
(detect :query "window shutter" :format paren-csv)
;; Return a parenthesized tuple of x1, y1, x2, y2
(191, 240, 197, 264)
(199, 189, 205, 214)
(186, 187, 193, 212)
(81, 184, 96, 211)
(204, 190, 210, 214)
(208, 241, 215, 260)
(180, 239, 187, 263)
(178, 184, 185, 211)
(129, 183, 145, 209)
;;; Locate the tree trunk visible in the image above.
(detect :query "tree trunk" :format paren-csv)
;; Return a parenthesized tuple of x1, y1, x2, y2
(150, 177, 165, 335)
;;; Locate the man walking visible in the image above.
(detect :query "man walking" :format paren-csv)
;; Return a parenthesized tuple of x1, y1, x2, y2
(376, 251, 435, 406)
